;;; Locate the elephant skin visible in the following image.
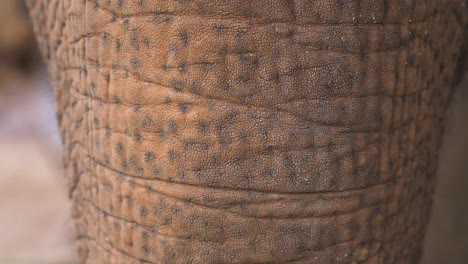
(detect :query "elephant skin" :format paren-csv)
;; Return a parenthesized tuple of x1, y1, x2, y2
(26, 0, 467, 263)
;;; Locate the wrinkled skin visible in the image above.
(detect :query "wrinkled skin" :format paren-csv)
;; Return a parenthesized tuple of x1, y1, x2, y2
(27, 0, 466, 263)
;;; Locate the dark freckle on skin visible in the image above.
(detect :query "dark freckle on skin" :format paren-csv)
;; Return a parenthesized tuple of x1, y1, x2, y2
(136, 167, 145, 174)
(153, 205, 159, 215)
(178, 30, 190, 47)
(407, 54, 417, 66)
(140, 206, 148, 218)
(142, 116, 152, 128)
(172, 205, 181, 215)
(168, 149, 177, 161)
(144, 151, 155, 163)
(416, 125, 421, 133)
(339, 105, 347, 117)
(104, 154, 110, 164)
(141, 245, 149, 255)
(130, 30, 139, 50)
(115, 39, 122, 52)
(131, 58, 142, 69)
(169, 43, 179, 56)
(154, 15, 174, 25)
(179, 103, 191, 113)
(141, 231, 148, 240)
(169, 119, 178, 134)
(179, 62, 188, 73)
(159, 128, 168, 140)
(145, 184, 154, 193)
(111, 12, 117, 22)
(197, 120, 208, 135)
(372, 206, 382, 216)
(134, 104, 142, 112)
(164, 96, 172, 104)
(162, 216, 172, 225)
(143, 37, 150, 47)
(171, 79, 183, 92)
(123, 19, 130, 30)
(178, 170, 186, 179)
(200, 61, 210, 72)
(102, 32, 109, 44)
(188, 214, 197, 224)
(346, 220, 360, 232)
(211, 156, 221, 166)
(134, 131, 143, 143)
(118, 0, 125, 8)
(272, 72, 281, 83)
(373, 110, 382, 122)
(121, 160, 128, 171)
(238, 74, 250, 83)
(116, 143, 124, 154)
(153, 166, 162, 176)
(244, 9, 255, 23)
(190, 81, 202, 94)
(212, 23, 227, 35)
(197, 2, 212, 14)
(129, 179, 136, 188)
(177, 0, 190, 5)
(218, 45, 229, 57)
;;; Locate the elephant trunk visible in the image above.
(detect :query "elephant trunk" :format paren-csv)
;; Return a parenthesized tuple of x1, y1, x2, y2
(27, 0, 467, 263)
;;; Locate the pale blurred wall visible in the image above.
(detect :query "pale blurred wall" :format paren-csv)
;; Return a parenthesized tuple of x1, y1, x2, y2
(0, 1, 77, 263)
(423, 80, 468, 264)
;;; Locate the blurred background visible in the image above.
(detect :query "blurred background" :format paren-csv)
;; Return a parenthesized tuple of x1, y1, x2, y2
(0, 1, 466, 263)
(0, 1, 76, 264)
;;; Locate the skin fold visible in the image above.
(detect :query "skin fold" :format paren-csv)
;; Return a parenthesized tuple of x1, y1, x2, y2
(26, 0, 467, 263)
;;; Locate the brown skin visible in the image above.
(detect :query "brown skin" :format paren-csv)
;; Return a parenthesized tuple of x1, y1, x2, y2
(27, 0, 466, 263)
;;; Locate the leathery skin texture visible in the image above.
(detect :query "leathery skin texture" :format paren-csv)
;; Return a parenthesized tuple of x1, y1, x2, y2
(27, 0, 466, 263)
